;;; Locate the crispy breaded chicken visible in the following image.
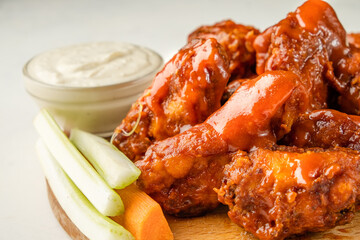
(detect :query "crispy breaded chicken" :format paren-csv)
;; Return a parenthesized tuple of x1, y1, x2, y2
(112, 38, 230, 161)
(136, 71, 308, 217)
(253, 0, 349, 110)
(188, 20, 259, 79)
(282, 109, 360, 150)
(218, 146, 360, 240)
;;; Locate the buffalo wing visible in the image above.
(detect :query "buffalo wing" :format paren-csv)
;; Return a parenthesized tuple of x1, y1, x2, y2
(283, 109, 360, 150)
(253, 0, 349, 110)
(218, 146, 360, 240)
(135, 71, 308, 217)
(112, 38, 230, 161)
(188, 20, 259, 79)
(327, 43, 360, 114)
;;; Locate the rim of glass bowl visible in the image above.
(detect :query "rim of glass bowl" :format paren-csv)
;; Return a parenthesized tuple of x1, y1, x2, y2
(23, 46, 163, 104)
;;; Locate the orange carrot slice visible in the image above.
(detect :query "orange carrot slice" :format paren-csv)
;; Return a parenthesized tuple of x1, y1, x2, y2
(112, 184, 174, 240)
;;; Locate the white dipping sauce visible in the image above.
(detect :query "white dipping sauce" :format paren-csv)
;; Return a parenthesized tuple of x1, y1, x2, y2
(24, 42, 163, 136)
(27, 42, 163, 87)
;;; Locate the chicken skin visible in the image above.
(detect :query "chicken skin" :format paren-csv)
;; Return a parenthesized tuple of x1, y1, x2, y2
(224, 1, 354, 106)
(221, 77, 253, 104)
(327, 40, 360, 114)
(135, 71, 308, 217)
(217, 146, 360, 240)
(347, 33, 360, 50)
(112, 38, 230, 161)
(283, 109, 360, 150)
(253, 0, 349, 110)
(188, 20, 259, 79)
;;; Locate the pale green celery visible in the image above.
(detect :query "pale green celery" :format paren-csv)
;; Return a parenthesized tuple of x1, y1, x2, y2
(70, 128, 141, 189)
(36, 140, 134, 240)
(34, 109, 123, 216)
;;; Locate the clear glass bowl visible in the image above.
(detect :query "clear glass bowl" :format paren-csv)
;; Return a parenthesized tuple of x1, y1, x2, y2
(24, 45, 163, 137)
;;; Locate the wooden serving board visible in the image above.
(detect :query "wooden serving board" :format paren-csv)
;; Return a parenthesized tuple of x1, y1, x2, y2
(166, 206, 360, 240)
(47, 182, 360, 240)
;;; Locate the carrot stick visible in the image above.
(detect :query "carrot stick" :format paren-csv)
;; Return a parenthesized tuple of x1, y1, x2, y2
(112, 184, 174, 240)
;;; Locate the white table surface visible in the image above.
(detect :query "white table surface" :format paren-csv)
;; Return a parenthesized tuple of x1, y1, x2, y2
(1, 0, 359, 239)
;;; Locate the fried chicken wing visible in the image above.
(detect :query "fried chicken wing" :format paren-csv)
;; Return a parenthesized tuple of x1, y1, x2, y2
(217, 146, 360, 240)
(327, 45, 360, 114)
(136, 124, 230, 217)
(223, 0, 351, 108)
(283, 109, 360, 150)
(136, 71, 308, 217)
(323, 32, 360, 114)
(188, 20, 259, 79)
(112, 38, 230, 161)
(253, 0, 349, 110)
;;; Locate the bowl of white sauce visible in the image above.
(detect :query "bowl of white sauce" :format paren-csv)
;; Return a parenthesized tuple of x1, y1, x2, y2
(24, 42, 163, 136)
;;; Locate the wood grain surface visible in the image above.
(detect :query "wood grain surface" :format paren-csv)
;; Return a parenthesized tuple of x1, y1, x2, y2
(166, 206, 360, 240)
(47, 181, 360, 240)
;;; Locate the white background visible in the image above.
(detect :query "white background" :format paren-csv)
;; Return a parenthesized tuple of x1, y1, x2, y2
(1, 0, 359, 239)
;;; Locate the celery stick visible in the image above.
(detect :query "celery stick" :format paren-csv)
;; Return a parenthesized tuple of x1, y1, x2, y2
(34, 109, 123, 216)
(36, 140, 134, 240)
(70, 128, 141, 189)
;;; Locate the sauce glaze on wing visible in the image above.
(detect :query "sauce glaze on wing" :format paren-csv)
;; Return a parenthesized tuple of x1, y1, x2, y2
(282, 109, 360, 150)
(217, 146, 360, 240)
(112, 38, 230, 161)
(136, 71, 308, 217)
(254, 0, 349, 110)
(188, 20, 259, 79)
